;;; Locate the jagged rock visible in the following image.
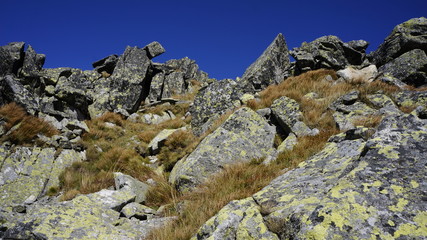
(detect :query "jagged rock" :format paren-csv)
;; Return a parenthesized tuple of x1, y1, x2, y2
(170, 107, 276, 192)
(270, 96, 318, 137)
(378, 49, 427, 87)
(0, 42, 25, 76)
(107, 45, 152, 113)
(200, 114, 427, 239)
(337, 65, 378, 82)
(39, 96, 84, 120)
(120, 202, 156, 219)
(92, 54, 119, 74)
(290, 36, 369, 73)
(144, 41, 166, 59)
(64, 119, 90, 133)
(148, 128, 181, 155)
(54, 69, 93, 118)
(0, 147, 85, 208)
(148, 57, 211, 101)
(190, 79, 243, 136)
(238, 33, 290, 92)
(0, 75, 39, 115)
(370, 17, 427, 66)
(192, 197, 279, 240)
(18, 45, 45, 78)
(114, 172, 150, 204)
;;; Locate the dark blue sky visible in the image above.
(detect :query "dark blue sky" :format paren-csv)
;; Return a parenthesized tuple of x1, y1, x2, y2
(1, 0, 426, 79)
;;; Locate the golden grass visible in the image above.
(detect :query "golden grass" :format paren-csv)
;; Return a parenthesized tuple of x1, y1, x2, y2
(0, 102, 59, 145)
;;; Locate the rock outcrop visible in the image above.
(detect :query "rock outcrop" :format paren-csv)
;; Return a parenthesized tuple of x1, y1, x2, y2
(290, 36, 369, 73)
(195, 113, 427, 239)
(238, 33, 291, 92)
(370, 17, 427, 66)
(170, 107, 276, 192)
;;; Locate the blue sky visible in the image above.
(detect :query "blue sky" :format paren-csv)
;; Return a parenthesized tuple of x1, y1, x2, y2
(1, 0, 426, 79)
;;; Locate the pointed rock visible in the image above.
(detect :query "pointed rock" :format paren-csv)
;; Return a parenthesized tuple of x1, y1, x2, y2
(238, 33, 290, 92)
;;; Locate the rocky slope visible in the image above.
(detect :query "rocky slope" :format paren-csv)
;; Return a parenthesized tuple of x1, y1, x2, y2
(1, 17, 427, 239)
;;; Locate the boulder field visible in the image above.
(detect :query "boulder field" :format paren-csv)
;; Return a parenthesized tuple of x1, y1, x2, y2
(1, 17, 427, 239)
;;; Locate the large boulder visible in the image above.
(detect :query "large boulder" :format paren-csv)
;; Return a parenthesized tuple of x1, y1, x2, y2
(170, 107, 276, 192)
(238, 33, 291, 92)
(378, 49, 427, 87)
(370, 17, 427, 66)
(107, 45, 152, 113)
(190, 79, 243, 136)
(290, 36, 369, 73)
(0, 42, 25, 76)
(196, 114, 427, 239)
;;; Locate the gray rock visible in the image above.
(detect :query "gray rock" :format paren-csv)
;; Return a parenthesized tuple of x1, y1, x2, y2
(238, 33, 290, 92)
(270, 96, 317, 137)
(199, 114, 427, 239)
(290, 35, 368, 73)
(170, 107, 276, 192)
(65, 120, 90, 133)
(277, 133, 298, 153)
(0, 75, 39, 115)
(337, 65, 378, 83)
(378, 49, 427, 87)
(393, 90, 427, 109)
(114, 172, 150, 204)
(0, 42, 25, 76)
(120, 202, 156, 219)
(92, 54, 119, 74)
(144, 41, 166, 59)
(107, 45, 151, 113)
(18, 45, 45, 78)
(190, 79, 243, 136)
(70, 188, 135, 211)
(40, 67, 73, 85)
(370, 17, 427, 66)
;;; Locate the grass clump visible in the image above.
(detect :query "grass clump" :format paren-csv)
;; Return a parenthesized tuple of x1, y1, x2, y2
(0, 102, 59, 145)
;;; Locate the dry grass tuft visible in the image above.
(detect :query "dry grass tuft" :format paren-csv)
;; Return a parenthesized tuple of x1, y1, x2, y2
(158, 130, 198, 172)
(0, 102, 59, 145)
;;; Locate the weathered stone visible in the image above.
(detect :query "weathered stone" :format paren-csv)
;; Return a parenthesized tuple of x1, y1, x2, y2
(393, 90, 427, 108)
(238, 33, 290, 92)
(141, 110, 175, 125)
(270, 96, 318, 137)
(0, 75, 39, 115)
(40, 67, 72, 85)
(371, 17, 427, 66)
(290, 35, 369, 73)
(378, 49, 427, 87)
(108, 46, 151, 113)
(18, 45, 45, 78)
(170, 107, 276, 192)
(0, 42, 25, 76)
(144, 41, 166, 59)
(192, 197, 279, 240)
(114, 172, 150, 204)
(190, 79, 243, 136)
(161, 71, 186, 98)
(367, 93, 401, 115)
(120, 202, 156, 219)
(277, 133, 298, 153)
(92, 54, 118, 74)
(203, 114, 426, 239)
(337, 65, 378, 82)
(65, 120, 90, 133)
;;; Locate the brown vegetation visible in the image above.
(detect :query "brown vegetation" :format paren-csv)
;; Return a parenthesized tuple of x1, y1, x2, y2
(0, 103, 59, 145)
